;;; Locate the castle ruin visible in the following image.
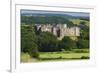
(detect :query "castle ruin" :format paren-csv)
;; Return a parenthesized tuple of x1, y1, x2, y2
(34, 24, 80, 40)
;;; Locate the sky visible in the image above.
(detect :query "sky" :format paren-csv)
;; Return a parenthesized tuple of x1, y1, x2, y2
(21, 9, 89, 17)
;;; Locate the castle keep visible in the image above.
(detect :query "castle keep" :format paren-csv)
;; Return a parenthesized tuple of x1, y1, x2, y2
(34, 24, 80, 39)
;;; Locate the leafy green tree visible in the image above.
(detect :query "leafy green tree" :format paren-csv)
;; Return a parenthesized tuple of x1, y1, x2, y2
(21, 25, 39, 58)
(77, 39, 89, 49)
(37, 32, 58, 52)
(59, 36, 76, 50)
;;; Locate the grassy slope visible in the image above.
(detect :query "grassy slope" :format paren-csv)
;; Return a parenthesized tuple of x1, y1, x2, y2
(69, 19, 89, 26)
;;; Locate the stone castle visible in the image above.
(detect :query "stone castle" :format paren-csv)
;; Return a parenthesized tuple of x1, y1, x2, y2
(34, 24, 80, 40)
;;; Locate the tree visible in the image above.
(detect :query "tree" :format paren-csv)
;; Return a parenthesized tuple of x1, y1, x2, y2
(79, 21, 89, 40)
(37, 32, 58, 52)
(21, 25, 39, 58)
(77, 39, 89, 49)
(59, 36, 76, 50)
(77, 21, 89, 49)
(80, 21, 86, 25)
(21, 16, 74, 27)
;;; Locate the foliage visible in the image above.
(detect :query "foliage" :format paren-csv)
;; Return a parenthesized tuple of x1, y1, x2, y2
(81, 56, 89, 59)
(21, 16, 74, 27)
(37, 32, 58, 52)
(58, 36, 77, 50)
(79, 24, 89, 40)
(21, 25, 39, 58)
(80, 21, 86, 25)
(77, 39, 89, 49)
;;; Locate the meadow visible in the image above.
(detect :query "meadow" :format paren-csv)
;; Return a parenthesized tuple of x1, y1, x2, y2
(21, 49, 89, 63)
(69, 19, 89, 26)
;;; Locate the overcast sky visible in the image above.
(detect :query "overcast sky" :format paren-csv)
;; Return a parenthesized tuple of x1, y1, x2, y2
(21, 9, 89, 17)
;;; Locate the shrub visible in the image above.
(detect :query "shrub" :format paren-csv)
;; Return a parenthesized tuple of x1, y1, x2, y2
(77, 39, 89, 49)
(58, 56, 62, 59)
(31, 51, 39, 58)
(81, 56, 89, 59)
(28, 44, 39, 58)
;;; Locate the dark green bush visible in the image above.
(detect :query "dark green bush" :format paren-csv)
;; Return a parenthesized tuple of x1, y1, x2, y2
(77, 39, 89, 49)
(81, 56, 89, 59)
(58, 36, 76, 50)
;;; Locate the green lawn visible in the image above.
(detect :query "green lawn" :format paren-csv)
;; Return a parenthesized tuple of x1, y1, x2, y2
(38, 52, 89, 60)
(21, 49, 89, 63)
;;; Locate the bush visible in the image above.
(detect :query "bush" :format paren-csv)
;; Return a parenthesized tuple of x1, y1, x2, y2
(31, 49, 39, 58)
(81, 56, 89, 59)
(58, 56, 62, 59)
(28, 43, 39, 58)
(32, 52, 39, 58)
(77, 39, 89, 49)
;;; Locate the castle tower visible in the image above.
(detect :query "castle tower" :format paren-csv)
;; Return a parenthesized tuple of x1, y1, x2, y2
(63, 24, 67, 28)
(75, 27, 80, 36)
(52, 27, 57, 36)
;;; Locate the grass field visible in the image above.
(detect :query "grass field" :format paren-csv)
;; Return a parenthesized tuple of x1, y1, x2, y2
(21, 49, 89, 63)
(69, 19, 89, 26)
(39, 52, 89, 60)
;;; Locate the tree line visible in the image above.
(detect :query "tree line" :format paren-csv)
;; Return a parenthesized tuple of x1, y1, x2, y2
(21, 16, 74, 27)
